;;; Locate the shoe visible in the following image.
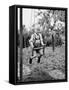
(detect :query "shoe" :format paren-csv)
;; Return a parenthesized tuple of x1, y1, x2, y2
(29, 58, 32, 64)
(37, 56, 40, 63)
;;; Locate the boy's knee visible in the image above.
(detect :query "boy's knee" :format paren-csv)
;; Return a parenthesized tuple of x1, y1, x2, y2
(40, 49, 43, 55)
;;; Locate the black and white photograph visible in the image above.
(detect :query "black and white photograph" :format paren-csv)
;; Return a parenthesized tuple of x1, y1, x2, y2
(0, 0, 69, 89)
(16, 6, 67, 83)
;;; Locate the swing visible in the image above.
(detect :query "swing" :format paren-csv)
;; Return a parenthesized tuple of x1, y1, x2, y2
(29, 9, 46, 64)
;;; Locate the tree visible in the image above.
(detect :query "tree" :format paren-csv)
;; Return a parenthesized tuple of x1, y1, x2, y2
(35, 9, 65, 49)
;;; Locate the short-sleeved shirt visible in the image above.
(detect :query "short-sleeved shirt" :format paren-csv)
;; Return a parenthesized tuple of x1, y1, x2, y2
(29, 33, 43, 47)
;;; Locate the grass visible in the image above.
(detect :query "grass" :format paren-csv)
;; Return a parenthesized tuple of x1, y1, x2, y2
(18, 44, 65, 82)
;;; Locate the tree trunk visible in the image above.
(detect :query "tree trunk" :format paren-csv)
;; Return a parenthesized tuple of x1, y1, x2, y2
(52, 34, 55, 52)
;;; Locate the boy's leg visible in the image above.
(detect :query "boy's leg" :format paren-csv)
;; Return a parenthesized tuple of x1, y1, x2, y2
(29, 50, 37, 64)
(37, 49, 43, 63)
(39, 48, 43, 55)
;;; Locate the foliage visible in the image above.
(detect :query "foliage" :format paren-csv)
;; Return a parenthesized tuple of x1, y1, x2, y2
(18, 10, 65, 48)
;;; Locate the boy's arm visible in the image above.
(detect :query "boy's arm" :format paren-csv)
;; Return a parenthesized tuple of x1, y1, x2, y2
(39, 34, 44, 45)
(29, 34, 34, 48)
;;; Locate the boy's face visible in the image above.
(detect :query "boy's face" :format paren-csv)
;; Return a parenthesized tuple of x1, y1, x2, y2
(35, 29, 40, 34)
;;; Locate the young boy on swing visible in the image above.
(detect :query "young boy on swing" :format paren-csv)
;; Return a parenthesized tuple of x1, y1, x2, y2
(29, 25, 45, 64)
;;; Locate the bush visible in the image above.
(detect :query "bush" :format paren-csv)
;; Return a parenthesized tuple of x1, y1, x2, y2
(55, 33, 63, 46)
(43, 34, 63, 47)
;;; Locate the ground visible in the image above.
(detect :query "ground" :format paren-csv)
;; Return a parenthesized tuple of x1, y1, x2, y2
(18, 44, 65, 82)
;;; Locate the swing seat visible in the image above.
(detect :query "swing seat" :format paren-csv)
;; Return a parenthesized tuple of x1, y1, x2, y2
(33, 44, 46, 50)
(33, 46, 44, 50)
